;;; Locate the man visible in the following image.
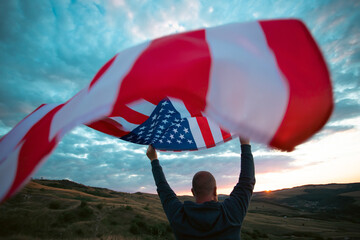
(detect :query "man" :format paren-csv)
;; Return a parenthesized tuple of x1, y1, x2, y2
(146, 137, 255, 239)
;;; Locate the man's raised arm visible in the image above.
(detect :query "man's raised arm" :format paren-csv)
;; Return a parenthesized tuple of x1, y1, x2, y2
(147, 145, 182, 221)
(223, 137, 256, 222)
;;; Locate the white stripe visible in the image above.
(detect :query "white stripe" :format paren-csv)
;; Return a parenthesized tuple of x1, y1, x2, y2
(49, 41, 151, 140)
(167, 98, 206, 148)
(207, 118, 224, 143)
(205, 22, 289, 144)
(187, 118, 206, 149)
(168, 97, 191, 118)
(110, 117, 139, 131)
(126, 99, 156, 116)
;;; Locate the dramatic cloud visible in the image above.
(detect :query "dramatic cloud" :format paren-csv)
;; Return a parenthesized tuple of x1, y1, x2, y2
(1, 0, 359, 193)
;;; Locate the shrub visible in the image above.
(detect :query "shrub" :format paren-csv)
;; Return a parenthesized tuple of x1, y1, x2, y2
(129, 215, 148, 235)
(55, 204, 94, 225)
(129, 224, 141, 235)
(242, 229, 268, 240)
(252, 229, 268, 238)
(74, 228, 84, 236)
(149, 223, 169, 236)
(129, 215, 172, 238)
(77, 206, 93, 219)
(59, 211, 77, 223)
(80, 200, 88, 208)
(48, 200, 61, 209)
(125, 205, 133, 211)
(110, 220, 117, 225)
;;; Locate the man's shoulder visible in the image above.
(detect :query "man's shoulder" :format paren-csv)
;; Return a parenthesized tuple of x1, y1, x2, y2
(183, 200, 222, 209)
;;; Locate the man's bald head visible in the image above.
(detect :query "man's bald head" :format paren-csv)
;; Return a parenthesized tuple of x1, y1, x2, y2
(192, 171, 217, 200)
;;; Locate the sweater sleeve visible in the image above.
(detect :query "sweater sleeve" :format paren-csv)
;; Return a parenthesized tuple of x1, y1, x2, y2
(223, 144, 255, 223)
(151, 159, 182, 222)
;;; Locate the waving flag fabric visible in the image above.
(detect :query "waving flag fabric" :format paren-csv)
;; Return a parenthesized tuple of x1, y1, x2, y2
(0, 19, 333, 202)
(89, 97, 232, 151)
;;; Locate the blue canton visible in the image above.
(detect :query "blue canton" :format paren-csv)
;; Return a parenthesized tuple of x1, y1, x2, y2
(121, 98, 197, 150)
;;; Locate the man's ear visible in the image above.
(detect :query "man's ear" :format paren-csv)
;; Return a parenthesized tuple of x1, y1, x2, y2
(213, 186, 217, 196)
(191, 188, 195, 197)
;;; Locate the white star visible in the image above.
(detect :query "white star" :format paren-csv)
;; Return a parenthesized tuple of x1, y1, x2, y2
(159, 125, 164, 130)
(187, 139, 193, 144)
(181, 119, 185, 122)
(146, 133, 151, 137)
(174, 118, 180, 122)
(145, 137, 150, 140)
(140, 126, 146, 130)
(177, 140, 182, 144)
(152, 114, 157, 120)
(157, 130, 162, 134)
(175, 123, 181, 127)
(151, 122, 156, 127)
(138, 131, 144, 135)
(183, 128, 189, 133)
(167, 140, 171, 144)
(162, 101, 168, 106)
(128, 135, 134, 139)
(165, 114, 171, 118)
(159, 139, 163, 143)
(149, 129, 154, 133)
(159, 108, 165, 112)
(155, 135, 160, 138)
(162, 119, 168, 124)
(179, 134, 184, 139)
(173, 128, 178, 133)
(168, 110, 175, 114)
(170, 134, 174, 139)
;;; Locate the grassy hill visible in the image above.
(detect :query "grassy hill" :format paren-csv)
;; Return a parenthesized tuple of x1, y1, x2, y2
(0, 180, 359, 240)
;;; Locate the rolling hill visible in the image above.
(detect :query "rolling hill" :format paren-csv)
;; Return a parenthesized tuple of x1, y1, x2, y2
(0, 180, 359, 240)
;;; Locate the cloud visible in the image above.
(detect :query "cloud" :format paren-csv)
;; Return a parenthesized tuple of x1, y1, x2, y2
(1, 0, 360, 194)
(254, 155, 299, 174)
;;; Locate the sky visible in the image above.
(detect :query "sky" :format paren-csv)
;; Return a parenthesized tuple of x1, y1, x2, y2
(0, 0, 359, 195)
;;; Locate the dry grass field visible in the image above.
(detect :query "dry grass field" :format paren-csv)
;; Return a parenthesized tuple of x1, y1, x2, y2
(0, 180, 359, 240)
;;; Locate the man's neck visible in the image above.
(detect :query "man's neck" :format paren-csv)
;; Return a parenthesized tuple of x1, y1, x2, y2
(196, 196, 217, 203)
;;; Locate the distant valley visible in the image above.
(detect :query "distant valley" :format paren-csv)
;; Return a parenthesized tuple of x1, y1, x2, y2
(0, 180, 359, 240)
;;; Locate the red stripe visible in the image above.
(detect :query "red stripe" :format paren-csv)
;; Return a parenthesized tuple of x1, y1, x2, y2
(0, 104, 48, 144)
(260, 20, 333, 151)
(114, 29, 211, 117)
(220, 128, 232, 142)
(86, 118, 129, 138)
(110, 104, 148, 124)
(196, 117, 215, 148)
(5, 104, 65, 201)
(89, 54, 117, 89)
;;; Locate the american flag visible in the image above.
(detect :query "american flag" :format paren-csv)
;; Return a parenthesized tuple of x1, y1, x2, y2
(120, 98, 232, 150)
(0, 19, 333, 202)
(121, 98, 198, 150)
(90, 97, 233, 151)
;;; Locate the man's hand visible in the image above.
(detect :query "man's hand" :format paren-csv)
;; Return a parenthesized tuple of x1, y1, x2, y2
(239, 137, 250, 145)
(146, 145, 158, 161)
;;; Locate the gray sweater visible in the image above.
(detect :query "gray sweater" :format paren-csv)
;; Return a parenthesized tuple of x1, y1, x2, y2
(151, 144, 255, 239)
